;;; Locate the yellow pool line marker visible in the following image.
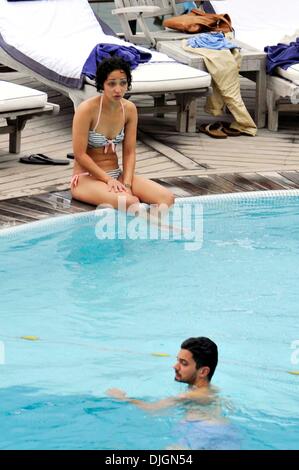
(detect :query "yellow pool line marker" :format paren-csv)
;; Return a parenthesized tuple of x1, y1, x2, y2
(20, 335, 39, 341)
(288, 371, 299, 375)
(17, 336, 170, 357)
(151, 352, 171, 357)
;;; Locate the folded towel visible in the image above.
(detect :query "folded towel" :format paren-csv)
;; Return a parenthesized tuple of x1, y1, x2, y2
(187, 32, 238, 50)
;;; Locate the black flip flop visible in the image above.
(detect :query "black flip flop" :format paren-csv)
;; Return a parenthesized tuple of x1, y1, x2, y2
(19, 153, 70, 165)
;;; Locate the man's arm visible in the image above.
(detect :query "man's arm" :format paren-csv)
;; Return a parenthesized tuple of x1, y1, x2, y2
(106, 386, 215, 410)
(106, 388, 178, 411)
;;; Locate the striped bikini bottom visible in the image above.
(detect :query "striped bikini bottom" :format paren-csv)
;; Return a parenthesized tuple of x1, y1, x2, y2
(71, 167, 122, 188)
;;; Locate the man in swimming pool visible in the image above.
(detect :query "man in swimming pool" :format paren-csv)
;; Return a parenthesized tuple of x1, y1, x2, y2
(107, 336, 219, 411)
(107, 337, 239, 449)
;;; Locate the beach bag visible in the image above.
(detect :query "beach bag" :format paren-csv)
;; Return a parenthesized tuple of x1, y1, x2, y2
(163, 9, 233, 34)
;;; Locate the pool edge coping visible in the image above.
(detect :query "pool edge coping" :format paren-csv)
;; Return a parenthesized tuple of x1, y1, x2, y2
(1, 188, 299, 238)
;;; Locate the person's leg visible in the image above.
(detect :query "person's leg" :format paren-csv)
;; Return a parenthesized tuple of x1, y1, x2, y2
(127, 175, 175, 207)
(120, 174, 177, 230)
(71, 175, 139, 209)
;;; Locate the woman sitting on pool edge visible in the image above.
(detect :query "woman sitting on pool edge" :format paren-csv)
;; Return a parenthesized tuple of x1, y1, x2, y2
(71, 57, 175, 216)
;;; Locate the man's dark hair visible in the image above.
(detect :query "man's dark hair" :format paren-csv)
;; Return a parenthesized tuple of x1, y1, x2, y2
(181, 337, 218, 381)
(95, 57, 132, 92)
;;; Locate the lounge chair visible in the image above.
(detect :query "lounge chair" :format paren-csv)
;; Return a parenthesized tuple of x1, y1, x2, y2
(111, 1, 219, 47)
(112, 0, 203, 47)
(210, 0, 299, 130)
(0, 0, 211, 132)
(113, 1, 266, 127)
(0, 80, 59, 153)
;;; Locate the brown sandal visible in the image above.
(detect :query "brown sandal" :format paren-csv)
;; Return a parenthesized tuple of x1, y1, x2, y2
(199, 122, 227, 139)
(220, 122, 241, 136)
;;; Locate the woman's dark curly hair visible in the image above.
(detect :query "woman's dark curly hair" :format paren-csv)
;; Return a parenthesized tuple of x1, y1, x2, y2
(95, 57, 132, 92)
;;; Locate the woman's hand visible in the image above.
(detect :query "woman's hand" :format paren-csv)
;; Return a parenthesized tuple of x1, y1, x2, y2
(106, 178, 126, 193)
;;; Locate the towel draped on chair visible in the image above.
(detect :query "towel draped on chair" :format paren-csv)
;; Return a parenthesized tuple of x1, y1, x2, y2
(82, 43, 152, 80)
(265, 38, 299, 75)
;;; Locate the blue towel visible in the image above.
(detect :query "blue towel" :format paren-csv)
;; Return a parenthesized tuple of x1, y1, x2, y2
(82, 43, 152, 80)
(265, 38, 299, 75)
(183, 2, 197, 13)
(187, 32, 238, 50)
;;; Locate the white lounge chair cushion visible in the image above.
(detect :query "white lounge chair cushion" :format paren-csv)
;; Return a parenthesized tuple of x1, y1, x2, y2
(0, 81, 48, 112)
(276, 64, 299, 86)
(211, 0, 299, 51)
(0, 0, 211, 96)
(131, 62, 210, 93)
(0, 0, 174, 84)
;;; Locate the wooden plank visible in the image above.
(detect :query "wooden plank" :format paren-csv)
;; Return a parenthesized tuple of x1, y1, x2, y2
(237, 173, 289, 191)
(0, 176, 71, 200)
(0, 207, 37, 222)
(139, 161, 180, 173)
(257, 172, 299, 189)
(160, 177, 217, 196)
(0, 214, 23, 227)
(0, 183, 71, 201)
(279, 171, 299, 186)
(179, 143, 299, 155)
(152, 178, 193, 197)
(0, 198, 71, 216)
(37, 192, 94, 212)
(138, 130, 201, 169)
(196, 175, 245, 193)
(0, 201, 53, 219)
(167, 177, 213, 196)
(142, 165, 299, 179)
(0, 167, 71, 190)
(176, 176, 226, 194)
(0, 159, 73, 178)
(216, 174, 266, 191)
(136, 156, 172, 169)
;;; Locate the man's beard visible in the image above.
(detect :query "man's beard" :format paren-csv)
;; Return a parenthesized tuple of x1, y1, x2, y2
(174, 373, 187, 384)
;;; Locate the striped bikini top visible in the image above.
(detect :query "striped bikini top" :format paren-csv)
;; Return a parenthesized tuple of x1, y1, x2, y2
(88, 97, 125, 153)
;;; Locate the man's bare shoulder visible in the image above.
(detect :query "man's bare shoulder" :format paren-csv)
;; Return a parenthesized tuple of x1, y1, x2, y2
(177, 385, 218, 405)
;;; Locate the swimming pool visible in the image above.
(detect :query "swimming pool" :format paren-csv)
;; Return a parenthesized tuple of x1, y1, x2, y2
(0, 191, 299, 450)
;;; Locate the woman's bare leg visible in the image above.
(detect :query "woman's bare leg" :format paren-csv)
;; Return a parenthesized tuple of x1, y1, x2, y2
(71, 175, 139, 209)
(124, 174, 176, 228)
(71, 175, 179, 235)
(128, 175, 175, 207)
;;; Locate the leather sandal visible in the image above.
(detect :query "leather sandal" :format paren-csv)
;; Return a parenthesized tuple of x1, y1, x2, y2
(220, 122, 241, 137)
(198, 122, 227, 139)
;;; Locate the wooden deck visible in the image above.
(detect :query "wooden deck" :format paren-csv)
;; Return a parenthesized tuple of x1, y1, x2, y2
(0, 70, 299, 228)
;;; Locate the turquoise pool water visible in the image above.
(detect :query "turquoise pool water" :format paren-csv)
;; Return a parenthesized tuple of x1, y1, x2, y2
(0, 192, 299, 450)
